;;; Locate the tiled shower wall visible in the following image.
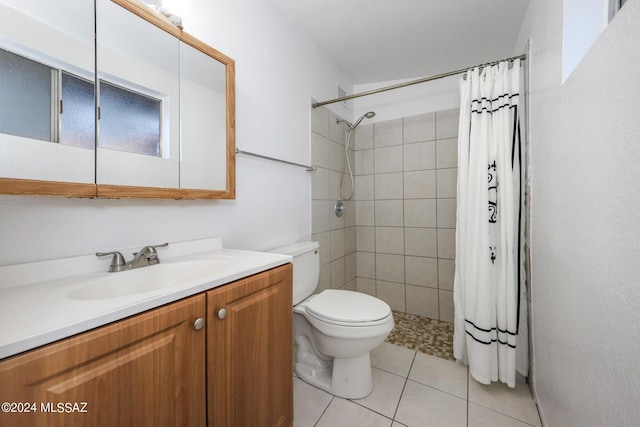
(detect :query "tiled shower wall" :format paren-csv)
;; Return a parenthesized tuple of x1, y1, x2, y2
(310, 107, 357, 293)
(309, 106, 460, 323)
(353, 109, 460, 322)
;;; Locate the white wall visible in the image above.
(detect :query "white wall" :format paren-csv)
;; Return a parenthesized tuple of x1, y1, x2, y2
(352, 75, 459, 125)
(517, 0, 640, 425)
(0, 0, 351, 266)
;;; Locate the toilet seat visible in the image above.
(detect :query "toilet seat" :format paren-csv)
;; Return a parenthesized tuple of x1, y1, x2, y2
(305, 290, 392, 327)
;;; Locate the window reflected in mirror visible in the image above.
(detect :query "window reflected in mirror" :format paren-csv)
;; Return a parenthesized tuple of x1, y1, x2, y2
(0, 48, 95, 150)
(99, 81, 162, 157)
(60, 72, 95, 149)
(0, 48, 52, 142)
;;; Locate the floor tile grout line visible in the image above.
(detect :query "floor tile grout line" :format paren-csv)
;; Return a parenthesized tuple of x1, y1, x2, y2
(372, 356, 470, 402)
(390, 349, 417, 423)
(467, 398, 539, 427)
(313, 395, 335, 427)
(369, 364, 411, 380)
(466, 366, 470, 427)
(347, 398, 395, 425)
(347, 354, 417, 423)
(310, 362, 404, 426)
(404, 377, 469, 402)
(465, 374, 540, 427)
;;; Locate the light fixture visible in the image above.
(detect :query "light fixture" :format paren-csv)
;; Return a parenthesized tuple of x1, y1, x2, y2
(140, 0, 183, 29)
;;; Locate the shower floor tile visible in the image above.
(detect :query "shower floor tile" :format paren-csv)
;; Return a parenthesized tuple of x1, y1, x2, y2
(385, 310, 455, 361)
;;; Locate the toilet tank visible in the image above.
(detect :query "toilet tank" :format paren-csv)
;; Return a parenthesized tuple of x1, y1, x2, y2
(269, 241, 320, 305)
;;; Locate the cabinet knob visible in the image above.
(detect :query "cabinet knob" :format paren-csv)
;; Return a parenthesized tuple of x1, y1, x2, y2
(193, 317, 205, 330)
(217, 308, 227, 320)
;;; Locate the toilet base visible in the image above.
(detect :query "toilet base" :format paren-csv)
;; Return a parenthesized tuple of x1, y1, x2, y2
(295, 352, 373, 399)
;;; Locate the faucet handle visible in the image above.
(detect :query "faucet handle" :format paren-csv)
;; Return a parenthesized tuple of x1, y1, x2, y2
(96, 251, 126, 272)
(133, 243, 169, 259)
(137, 246, 158, 260)
(147, 242, 169, 256)
(133, 243, 169, 264)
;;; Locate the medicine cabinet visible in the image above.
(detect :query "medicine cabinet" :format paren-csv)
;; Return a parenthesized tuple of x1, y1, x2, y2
(0, 0, 235, 199)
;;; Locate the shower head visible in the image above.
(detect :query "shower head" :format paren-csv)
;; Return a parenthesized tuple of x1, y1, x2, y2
(336, 111, 376, 129)
(350, 111, 376, 129)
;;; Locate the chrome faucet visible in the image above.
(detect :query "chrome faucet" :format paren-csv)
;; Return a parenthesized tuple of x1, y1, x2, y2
(96, 243, 169, 272)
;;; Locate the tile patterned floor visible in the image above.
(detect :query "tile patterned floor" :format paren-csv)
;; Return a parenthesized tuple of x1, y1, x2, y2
(385, 311, 455, 361)
(294, 313, 542, 427)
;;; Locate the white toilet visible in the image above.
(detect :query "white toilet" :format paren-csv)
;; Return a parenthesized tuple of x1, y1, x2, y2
(270, 241, 394, 399)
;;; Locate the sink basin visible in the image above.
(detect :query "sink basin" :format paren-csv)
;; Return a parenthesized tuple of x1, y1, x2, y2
(68, 256, 236, 300)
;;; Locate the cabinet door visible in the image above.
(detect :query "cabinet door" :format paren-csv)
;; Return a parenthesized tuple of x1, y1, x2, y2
(207, 264, 293, 427)
(0, 294, 206, 427)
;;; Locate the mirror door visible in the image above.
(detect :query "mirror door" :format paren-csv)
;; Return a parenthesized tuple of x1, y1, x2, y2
(0, 0, 95, 196)
(179, 38, 229, 194)
(96, 0, 181, 198)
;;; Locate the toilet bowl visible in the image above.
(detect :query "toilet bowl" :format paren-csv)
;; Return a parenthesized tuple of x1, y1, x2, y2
(270, 241, 394, 399)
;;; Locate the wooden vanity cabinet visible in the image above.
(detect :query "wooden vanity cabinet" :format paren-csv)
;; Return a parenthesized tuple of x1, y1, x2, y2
(0, 294, 206, 427)
(0, 264, 293, 427)
(207, 264, 293, 427)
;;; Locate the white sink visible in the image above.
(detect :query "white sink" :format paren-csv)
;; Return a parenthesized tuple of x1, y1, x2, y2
(68, 256, 236, 300)
(0, 237, 293, 360)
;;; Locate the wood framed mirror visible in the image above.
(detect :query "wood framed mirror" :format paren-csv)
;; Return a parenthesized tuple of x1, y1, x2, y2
(0, 0, 235, 199)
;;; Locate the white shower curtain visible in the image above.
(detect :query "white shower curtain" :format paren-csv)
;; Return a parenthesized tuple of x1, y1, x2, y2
(453, 59, 528, 388)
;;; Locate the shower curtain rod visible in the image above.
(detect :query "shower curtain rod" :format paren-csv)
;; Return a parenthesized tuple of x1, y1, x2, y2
(312, 53, 527, 108)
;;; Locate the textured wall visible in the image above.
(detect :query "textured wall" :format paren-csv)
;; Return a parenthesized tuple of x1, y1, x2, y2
(517, 0, 640, 425)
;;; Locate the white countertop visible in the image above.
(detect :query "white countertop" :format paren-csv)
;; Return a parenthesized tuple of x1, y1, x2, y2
(0, 238, 291, 360)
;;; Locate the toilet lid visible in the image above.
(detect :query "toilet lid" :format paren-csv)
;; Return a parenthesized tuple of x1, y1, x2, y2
(306, 290, 391, 323)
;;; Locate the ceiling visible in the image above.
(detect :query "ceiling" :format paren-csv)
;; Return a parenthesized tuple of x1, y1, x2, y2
(270, 0, 530, 85)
